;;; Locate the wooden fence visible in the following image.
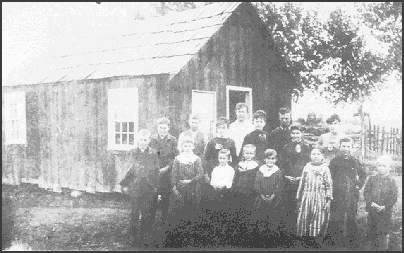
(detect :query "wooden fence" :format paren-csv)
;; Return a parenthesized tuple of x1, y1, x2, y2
(365, 125, 402, 155)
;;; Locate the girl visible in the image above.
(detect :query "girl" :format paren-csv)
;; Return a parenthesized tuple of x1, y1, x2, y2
(231, 144, 260, 247)
(207, 149, 236, 247)
(254, 149, 284, 248)
(296, 148, 333, 249)
(165, 136, 204, 248)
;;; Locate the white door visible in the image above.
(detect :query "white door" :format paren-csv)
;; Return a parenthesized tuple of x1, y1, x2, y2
(192, 90, 216, 141)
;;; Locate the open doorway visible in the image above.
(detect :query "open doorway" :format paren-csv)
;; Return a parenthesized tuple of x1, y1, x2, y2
(226, 86, 253, 123)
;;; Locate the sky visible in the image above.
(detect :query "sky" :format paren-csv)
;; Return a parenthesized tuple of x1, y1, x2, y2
(2, 2, 402, 128)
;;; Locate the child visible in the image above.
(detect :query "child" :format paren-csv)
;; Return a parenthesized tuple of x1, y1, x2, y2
(231, 144, 260, 247)
(119, 129, 160, 246)
(296, 148, 333, 249)
(178, 113, 206, 158)
(164, 136, 204, 248)
(254, 149, 284, 248)
(364, 155, 398, 251)
(328, 137, 367, 249)
(204, 117, 238, 179)
(321, 140, 341, 166)
(280, 125, 312, 245)
(207, 149, 236, 247)
(241, 110, 271, 163)
(149, 117, 179, 227)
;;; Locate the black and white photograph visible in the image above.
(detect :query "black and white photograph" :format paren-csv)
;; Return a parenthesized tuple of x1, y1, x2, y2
(2, 2, 402, 251)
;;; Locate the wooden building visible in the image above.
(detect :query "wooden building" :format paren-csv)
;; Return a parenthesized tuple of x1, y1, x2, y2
(2, 2, 295, 193)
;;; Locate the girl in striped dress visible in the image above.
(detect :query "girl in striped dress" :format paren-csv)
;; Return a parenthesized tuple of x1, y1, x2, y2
(296, 148, 333, 249)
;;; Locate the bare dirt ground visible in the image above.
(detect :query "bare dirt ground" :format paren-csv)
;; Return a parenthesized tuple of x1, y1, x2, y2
(2, 161, 402, 251)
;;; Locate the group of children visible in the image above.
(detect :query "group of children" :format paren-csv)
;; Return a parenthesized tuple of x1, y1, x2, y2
(118, 104, 398, 250)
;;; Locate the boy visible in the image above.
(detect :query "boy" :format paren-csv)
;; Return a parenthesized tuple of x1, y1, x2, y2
(228, 103, 255, 157)
(321, 140, 342, 166)
(178, 113, 206, 158)
(328, 137, 366, 249)
(364, 155, 398, 251)
(241, 110, 271, 163)
(119, 129, 160, 246)
(149, 117, 179, 226)
(279, 125, 311, 246)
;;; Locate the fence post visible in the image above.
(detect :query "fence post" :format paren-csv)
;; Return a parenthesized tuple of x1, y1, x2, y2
(393, 128, 397, 155)
(376, 125, 379, 152)
(381, 126, 385, 154)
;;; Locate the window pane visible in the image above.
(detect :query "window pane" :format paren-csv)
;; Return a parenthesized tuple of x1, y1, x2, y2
(122, 122, 128, 132)
(129, 134, 134, 145)
(129, 122, 134, 132)
(122, 134, 128, 144)
(115, 122, 120, 132)
(115, 134, 121, 144)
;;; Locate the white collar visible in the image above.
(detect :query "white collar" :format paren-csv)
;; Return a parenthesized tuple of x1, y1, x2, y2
(259, 165, 279, 177)
(238, 160, 259, 171)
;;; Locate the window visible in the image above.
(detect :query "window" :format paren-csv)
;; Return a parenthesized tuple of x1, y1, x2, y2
(3, 91, 27, 145)
(108, 88, 138, 150)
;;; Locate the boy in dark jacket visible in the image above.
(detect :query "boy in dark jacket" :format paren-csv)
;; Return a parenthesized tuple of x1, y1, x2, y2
(328, 137, 367, 249)
(364, 155, 398, 251)
(149, 117, 179, 226)
(119, 129, 160, 246)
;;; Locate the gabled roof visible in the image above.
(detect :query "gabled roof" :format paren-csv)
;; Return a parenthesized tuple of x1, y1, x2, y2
(8, 2, 243, 86)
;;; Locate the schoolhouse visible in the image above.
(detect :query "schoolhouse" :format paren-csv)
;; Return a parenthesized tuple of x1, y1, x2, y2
(2, 2, 296, 193)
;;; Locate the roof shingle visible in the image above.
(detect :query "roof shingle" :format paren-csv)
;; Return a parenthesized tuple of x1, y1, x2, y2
(6, 2, 243, 86)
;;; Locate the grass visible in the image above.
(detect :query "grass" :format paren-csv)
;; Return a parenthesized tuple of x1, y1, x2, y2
(2, 158, 402, 251)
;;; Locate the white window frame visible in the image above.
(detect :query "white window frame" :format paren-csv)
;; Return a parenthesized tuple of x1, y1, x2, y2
(3, 91, 27, 145)
(226, 85, 253, 122)
(191, 90, 217, 141)
(107, 87, 139, 151)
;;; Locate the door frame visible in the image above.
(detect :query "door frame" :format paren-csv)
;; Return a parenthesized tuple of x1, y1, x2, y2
(191, 89, 217, 138)
(226, 85, 253, 120)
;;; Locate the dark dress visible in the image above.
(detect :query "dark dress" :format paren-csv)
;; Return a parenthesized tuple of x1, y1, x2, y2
(203, 137, 238, 177)
(165, 154, 204, 248)
(231, 160, 260, 247)
(254, 165, 284, 247)
(269, 126, 291, 164)
(364, 174, 398, 239)
(241, 129, 271, 164)
(327, 154, 366, 248)
(279, 141, 311, 241)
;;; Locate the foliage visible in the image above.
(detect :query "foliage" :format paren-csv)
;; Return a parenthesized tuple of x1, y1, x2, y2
(253, 2, 401, 105)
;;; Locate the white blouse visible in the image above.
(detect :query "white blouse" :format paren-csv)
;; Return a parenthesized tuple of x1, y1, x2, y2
(210, 164, 235, 189)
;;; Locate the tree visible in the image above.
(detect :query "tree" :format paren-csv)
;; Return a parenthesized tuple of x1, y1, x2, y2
(253, 2, 401, 105)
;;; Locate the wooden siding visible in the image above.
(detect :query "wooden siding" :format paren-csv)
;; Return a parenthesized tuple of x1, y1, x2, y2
(168, 3, 292, 134)
(2, 74, 172, 193)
